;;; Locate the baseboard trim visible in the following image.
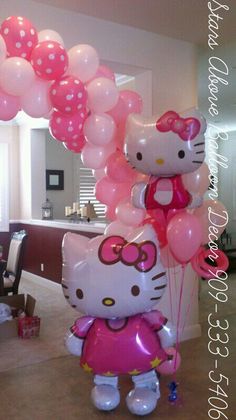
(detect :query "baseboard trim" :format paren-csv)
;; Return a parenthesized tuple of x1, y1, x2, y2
(22, 270, 61, 291)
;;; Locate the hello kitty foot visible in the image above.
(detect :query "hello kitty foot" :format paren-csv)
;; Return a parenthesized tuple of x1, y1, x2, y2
(91, 385, 120, 411)
(126, 387, 159, 416)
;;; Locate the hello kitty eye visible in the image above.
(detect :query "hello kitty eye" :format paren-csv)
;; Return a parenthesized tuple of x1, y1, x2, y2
(136, 152, 142, 161)
(76, 288, 84, 299)
(178, 150, 185, 159)
(131, 285, 140, 296)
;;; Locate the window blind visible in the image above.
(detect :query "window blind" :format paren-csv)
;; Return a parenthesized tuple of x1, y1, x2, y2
(0, 143, 9, 232)
(79, 165, 106, 219)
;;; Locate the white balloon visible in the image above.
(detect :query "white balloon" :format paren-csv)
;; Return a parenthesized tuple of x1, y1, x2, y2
(38, 29, 64, 46)
(21, 78, 52, 118)
(68, 44, 99, 83)
(0, 57, 35, 96)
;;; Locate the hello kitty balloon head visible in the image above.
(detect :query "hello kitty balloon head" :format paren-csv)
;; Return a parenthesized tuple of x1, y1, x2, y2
(62, 224, 167, 319)
(124, 108, 207, 177)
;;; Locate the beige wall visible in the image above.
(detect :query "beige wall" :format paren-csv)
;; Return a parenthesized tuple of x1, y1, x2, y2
(0, 126, 20, 220)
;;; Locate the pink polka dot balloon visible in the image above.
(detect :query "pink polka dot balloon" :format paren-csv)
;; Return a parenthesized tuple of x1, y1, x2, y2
(0, 16, 38, 61)
(31, 40, 68, 80)
(49, 109, 87, 142)
(49, 75, 87, 115)
(63, 135, 86, 153)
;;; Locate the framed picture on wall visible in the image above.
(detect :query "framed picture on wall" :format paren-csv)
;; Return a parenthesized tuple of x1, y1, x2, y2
(46, 170, 64, 190)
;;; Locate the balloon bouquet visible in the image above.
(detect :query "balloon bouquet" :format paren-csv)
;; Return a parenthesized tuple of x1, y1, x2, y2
(0, 15, 228, 416)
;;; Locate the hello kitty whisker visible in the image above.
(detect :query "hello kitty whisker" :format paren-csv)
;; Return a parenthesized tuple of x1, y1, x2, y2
(150, 296, 162, 301)
(152, 272, 166, 281)
(62, 283, 68, 289)
(192, 160, 204, 164)
(64, 295, 70, 299)
(154, 284, 166, 290)
(194, 142, 205, 147)
(195, 150, 204, 154)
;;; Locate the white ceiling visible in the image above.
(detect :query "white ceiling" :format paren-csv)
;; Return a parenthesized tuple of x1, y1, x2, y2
(33, 0, 236, 45)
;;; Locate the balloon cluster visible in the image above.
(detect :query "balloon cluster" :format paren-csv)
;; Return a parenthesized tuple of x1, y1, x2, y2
(0, 15, 145, 225)
(0, 16, 228, 279)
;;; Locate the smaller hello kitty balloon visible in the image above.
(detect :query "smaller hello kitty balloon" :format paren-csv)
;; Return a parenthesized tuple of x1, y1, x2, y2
(62, 224, 179, 416)
(125, 108, 207, 214)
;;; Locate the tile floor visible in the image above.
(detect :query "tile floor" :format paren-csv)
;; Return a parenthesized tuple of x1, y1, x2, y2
(0, 275, 235, 419)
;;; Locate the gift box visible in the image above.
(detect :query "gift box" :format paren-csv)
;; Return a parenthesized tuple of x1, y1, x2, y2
(18, 316, 40, 339)
(0, 294, 38, 339)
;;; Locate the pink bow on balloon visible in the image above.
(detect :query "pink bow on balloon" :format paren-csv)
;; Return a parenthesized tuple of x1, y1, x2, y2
(98, 236, 157, 272)
(156, 111, 200, 141)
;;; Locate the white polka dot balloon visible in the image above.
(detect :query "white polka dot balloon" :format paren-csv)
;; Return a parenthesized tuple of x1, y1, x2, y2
(30, 40, 68, 80)
(49, 75, 87, 115)
(49, 109, 87, 142)
(0, 16, 38, 60)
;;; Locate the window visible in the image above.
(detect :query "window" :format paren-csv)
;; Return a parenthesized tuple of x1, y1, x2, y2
(78, 159, 106, 219)
(0, 143, 9, 231)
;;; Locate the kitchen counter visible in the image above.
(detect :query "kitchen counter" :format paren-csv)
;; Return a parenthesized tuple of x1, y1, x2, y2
(10, 219, 107, 234)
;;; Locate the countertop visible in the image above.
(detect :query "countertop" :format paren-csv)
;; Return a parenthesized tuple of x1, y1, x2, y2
(10, 219, 107, 234)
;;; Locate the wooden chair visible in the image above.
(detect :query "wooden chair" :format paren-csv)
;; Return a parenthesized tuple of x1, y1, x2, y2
(0, 230, 27, 296)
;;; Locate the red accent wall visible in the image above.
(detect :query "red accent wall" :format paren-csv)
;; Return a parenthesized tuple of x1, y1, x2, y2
(0, 223, 99, 283)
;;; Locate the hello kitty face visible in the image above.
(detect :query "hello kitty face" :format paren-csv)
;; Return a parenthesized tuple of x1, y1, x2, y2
(62, 225, 167, 319)
(124, 108, 207, 177)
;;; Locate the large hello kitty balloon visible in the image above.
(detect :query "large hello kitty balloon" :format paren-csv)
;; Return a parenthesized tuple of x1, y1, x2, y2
(124, 109, 207, 215)
(62, 224, 179, 416)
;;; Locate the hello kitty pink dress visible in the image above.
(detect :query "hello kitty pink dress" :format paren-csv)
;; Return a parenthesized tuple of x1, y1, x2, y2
(71, 310, 168, 376)
(145, 175, 191, 214)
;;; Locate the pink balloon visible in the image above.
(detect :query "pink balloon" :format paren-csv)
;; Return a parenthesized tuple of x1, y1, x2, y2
(0, 57, 35, 96)
(21, 78, 52, 118)
(81, 141, 116, 169)
(31, 40, 68, 80)
(38, 29, 64, 46)
(108, 90, 143, 125)
(95, 177, 131, 206)
(0, 16, 38, 60)
(105, 205, 117, 221)
(68, 44, 99, 83)
(0, 35, 7, 64)
(182, 162, 210, 194)
(63, 135, 86, 153)
(167, 213, 202, 263)
(49, 75, 87, 115)
(116, 199, 146, 226)
(194, 199, 228, 245)
(157, 348, 181, 375)
(104, 221, 133, 236)
(49, 109, 87, 142)
(87, 77, 119, 112)
(83, 113, 116, 146)
(105, 151, 136, 183)
(94, 64, 115, 81)
(0, 88, 20, 120)
(160, 245, 179, 268)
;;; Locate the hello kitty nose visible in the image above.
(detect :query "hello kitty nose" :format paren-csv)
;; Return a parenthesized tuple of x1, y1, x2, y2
(156, 158, 164, 165)
(102, 297, 115, 307)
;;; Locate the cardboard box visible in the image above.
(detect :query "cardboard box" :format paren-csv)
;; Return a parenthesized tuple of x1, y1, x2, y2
(0, 294, 36, 339)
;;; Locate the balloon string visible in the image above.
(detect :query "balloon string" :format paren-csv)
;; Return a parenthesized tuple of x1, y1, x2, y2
(181, 272, 199, 335)
(174, 263, 186, 373)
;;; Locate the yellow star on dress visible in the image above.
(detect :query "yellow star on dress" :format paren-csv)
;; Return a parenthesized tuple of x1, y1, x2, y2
(128, 369, 141, 376)
(150, 357, 162, 368)
(82, 362, 93, 373)
(103, 371, 115, 376)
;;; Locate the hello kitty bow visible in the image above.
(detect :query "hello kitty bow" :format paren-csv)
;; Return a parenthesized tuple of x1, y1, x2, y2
(156, 111, 200, 141)
(98, 236, 157, 272)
